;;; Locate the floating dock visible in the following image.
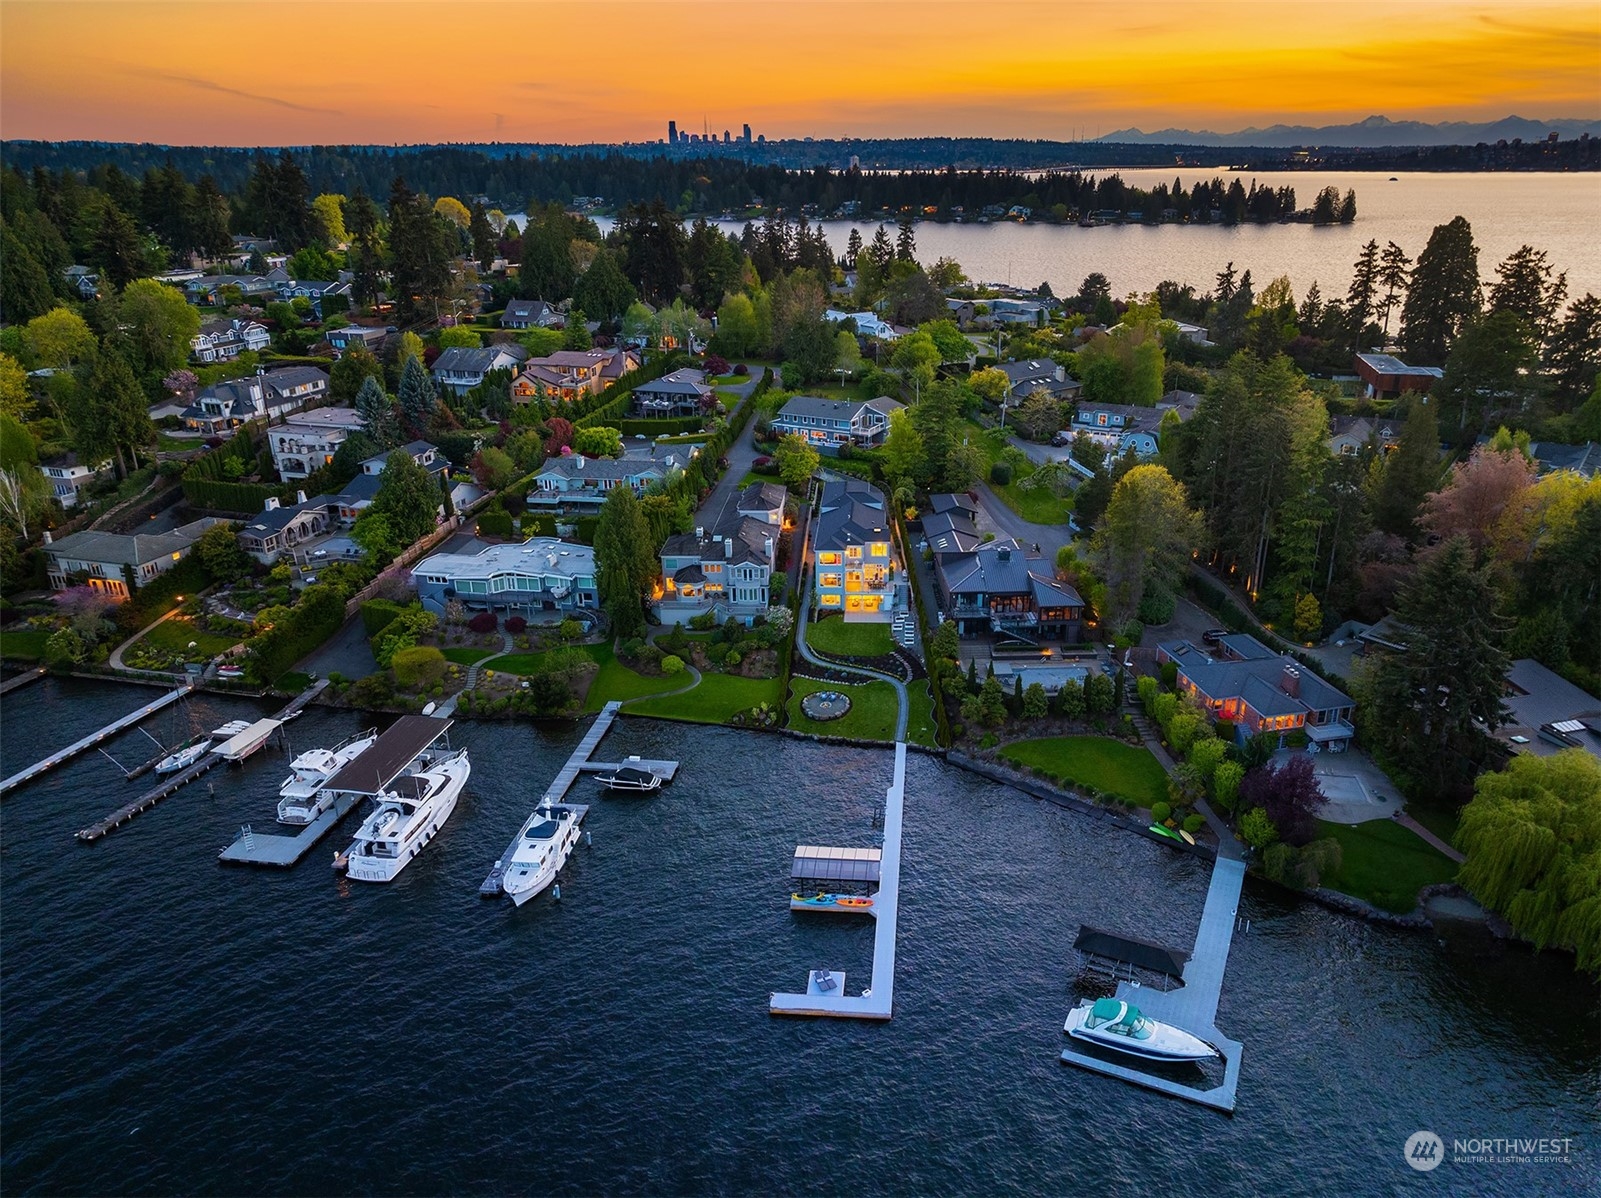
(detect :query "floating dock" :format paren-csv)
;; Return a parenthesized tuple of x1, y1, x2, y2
(0, 667, 47, 696)
(219, 712, 451, 867)
(481, 702, 624, 897)
(3, 685, 191, 796)
(75, 681, 328, 843)
(1058, 855, 1247, 1113)
(770, 742, 905, 1020)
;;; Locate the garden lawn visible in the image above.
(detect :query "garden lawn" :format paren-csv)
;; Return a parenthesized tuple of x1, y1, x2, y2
(625, 672, 783, 724)
(140, 619, 242, 657)
(787, 677, 902, 741)
(905, 682, 940, 747)
(806, 617, 895, 658)
(999, 735, 1169, 806)
(583, 643, 687, 709)
(959, 420, 1072, 525)
(0, 628, 49, 661)
(275, 671, 311, 692)
(442, 647, 497, 666)
(1314, 818, 1458, 914)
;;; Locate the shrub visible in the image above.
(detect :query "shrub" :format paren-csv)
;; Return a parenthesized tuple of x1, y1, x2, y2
(392, 645, 446, 689)
(1136, 674, 1159, 712)
(725, 651, 741, 668)
(688, 612, 718, 631)
(1262, 841, 1296, 885)
(1151, 801, 1172, 823)
(1212, 761, 1244, 812)
(468, 612, 498, 633)
(733, 363, 749, 376)
(1167, 712, 1201, 757)
(661, 654, 685, 674)
(1182, 813, 1206, 835)
(360, 599, 407, 637)
(1159, 662, 1178, 689)
(1240, 806, 1279, 850)
(504, 615, 527, 634)
(1151, 691, 1177, 728)
(989, 461, 1012, 486)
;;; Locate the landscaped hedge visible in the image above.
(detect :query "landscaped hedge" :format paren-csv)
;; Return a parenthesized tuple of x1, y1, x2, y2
(475, 504, 514, 538)
(572, 392, 632, 430)
(360, 599, 408, 637)
(249, 582, 346, 681)
(616, 416, 707, 437)
(181, 427, 297, 514)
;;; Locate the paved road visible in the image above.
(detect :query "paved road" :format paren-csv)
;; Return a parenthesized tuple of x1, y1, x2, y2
(972, 481, 1075, 565)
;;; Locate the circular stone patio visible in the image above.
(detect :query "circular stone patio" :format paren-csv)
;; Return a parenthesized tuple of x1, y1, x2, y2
(800, 690, 852, 721)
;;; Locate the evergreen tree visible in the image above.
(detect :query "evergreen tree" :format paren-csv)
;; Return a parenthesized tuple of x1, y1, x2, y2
(614, 199, 687, 305)
(1376, 241, 1412, 339)
(1487, 245, 1567, 346)
(895, 217, 916, 262)
(354, 376, 401, 447)
(1400, 216, 1481, 364)
(868, 225, 894, 271)
(87, 351, 152, 477)
(467, 199, 496, 271)
(396, 354, 436, 439)
(1543, 293, 1601, 408)
(1371, 396, 1442, 539)
(1434, 311, 1543, 434)
(189, 175, 233, 260)
(1, 225, 56, 322)
(593, 486, 656, 638)
(844, 227, 863, 269)
(1345, 239, 1379, 351)
(387, 177, 452, 321)
(572, 249, 637, 322)
(92, 203, 145, 290)
(345, 185, 384, 305)
(366, 450, 439, 545)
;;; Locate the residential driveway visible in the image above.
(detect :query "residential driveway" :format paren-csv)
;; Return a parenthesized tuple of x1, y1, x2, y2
(1006, 433, 1071, 468)
(972, 482, 1074, 564)
(695, 371, 765, 533)
(296, 613, 377, 680)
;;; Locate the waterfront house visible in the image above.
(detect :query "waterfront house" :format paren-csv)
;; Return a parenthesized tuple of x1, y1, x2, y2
(180, 366, 329, 434)
(236, 491, 331, 562)
(658, 517, 777, 624)
(43, 518, 223, 600)
(769, 395, 903, 454)
(38, 453, 111, 510)
(361, 440, 447, 481)
(1496, 659, 1601, 763)
(431, 344, 529, 395)
(934, 538, 1083, 643)
(411, 536, 598, 617)
(528, 453, 674, 512)
(1156, 633, 1355, 750)
(632, 368, 712, 418)
(988, 298, 1049, 326)
(812, 479, 900, 620)
(501, 299, 563, 329)
(190, 318, 270, 363)
(269, 407, 366, 480)
(1354, 352, 1443, 399)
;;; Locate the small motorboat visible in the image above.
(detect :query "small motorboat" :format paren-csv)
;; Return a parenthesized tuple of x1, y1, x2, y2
(155, 740, 210, 774)
(596, 758, 662, 793)
(1063, 998, 1218, 1062)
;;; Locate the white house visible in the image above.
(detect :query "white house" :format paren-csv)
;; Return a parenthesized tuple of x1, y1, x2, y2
(43, 519, 223, 600)
(411, 537, 598, 616)
(38, 454, 111, 509)
(269, 408, 366, 480)
(528, 454, 676, 512)
(190, 318, 270, 363)
(825, 309, 898, 340)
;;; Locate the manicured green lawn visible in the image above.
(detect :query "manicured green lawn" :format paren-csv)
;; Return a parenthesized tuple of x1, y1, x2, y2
(140, 619, 241, 657)
(1314, 818, 1459, 914)
(905, 681, 940, 748)
(275, 671, 311, 692)
(583, 643, 687, 709)
(958, 420, 1073, 526)
(625, 672, 784, 724)
(787, 676, 902, 741)
(0, 628, 50, 661)
(712, 374, 745, 386)
(999, 735, 1169, 806)
(806, 616, 895, 658)
(442, 646, 497, 666)
(1405, 803, 1462, 848)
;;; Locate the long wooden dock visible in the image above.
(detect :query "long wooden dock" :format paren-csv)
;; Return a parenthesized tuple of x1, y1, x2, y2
(1058, 854, 1247, 1113)
(0, 667, 47, 696)
(3, 685, 191, 797)
(75, 681, 329, 843)
(479, 702, 622, 897)
(770, 742, 905, 1021)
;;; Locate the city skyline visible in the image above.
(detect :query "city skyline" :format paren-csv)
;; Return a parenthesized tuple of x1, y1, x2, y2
(1, 1, 1597, 146)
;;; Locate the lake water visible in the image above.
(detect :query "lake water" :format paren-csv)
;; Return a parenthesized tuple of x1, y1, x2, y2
(1, 678, 1596, 1195)
(544, 170, 1601, 302)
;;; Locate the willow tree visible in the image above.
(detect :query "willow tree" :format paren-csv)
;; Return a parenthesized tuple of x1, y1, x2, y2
(1456, 749, 1601, 977)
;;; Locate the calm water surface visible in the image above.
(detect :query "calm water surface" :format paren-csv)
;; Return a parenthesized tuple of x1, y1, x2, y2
(1, 678, 1596, 1196)
(574, 170, 1601, 300)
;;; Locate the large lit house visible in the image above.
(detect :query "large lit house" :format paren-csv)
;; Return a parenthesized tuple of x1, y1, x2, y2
(811, 479, 901, 620)
(269, 408, 366, 480)
(933, 537, 1083, 643)
(528, 452, 676, 512)
(38, 453, 111, 509)
(431, 344, 529, 395)
(43, 519, 223, 599)
(769, 395, 903, 454)
(658, 518, 778, 625)
(410, 537, 597, 616)
(1157, 634, 1356, 750)
(632, 368, 712, 418)
(511, 348, 638, 404)
(181, 366, 329, 434)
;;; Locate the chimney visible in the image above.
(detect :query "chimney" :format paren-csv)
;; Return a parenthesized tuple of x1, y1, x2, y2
(42, 529, 52, 545)
(264, 496, 280, 510)
(1281, 664, 1301, 698)
(695, 526, 704, 540)
(575, 455, 586, 469)
(295, 490, 307, 505)
(997, 544, 1011, 562)
(764, 536, 774, 560)
(724, 536, 734, 558)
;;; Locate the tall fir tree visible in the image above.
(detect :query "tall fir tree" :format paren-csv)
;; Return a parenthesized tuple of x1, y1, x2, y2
(354, 375, 401, 447)
(1372, 397, 1442, 539)
(1400, 215, 1481, 364)
(396, 354, 436, 440)
(1376, 241, 1412, 339)
(1346, 239, 1380, 351)
(593, 486, 656, 638)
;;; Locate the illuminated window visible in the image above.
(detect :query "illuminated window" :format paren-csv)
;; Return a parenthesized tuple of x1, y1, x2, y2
(870, 542, 889, 557)
(846, 546, 862, 560)
(818, 552, 841, 565)
(819, 573, 842, 588)
(820, 593, 841, 606)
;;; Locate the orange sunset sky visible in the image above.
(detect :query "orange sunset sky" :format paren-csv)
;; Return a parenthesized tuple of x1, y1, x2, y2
(2, 0, 1598, 145)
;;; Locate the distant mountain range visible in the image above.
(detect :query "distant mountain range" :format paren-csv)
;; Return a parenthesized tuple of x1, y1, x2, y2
(1096, 115, 1601, 148)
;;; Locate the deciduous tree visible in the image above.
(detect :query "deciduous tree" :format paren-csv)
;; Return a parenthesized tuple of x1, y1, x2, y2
(1092, 464, 1203, 625)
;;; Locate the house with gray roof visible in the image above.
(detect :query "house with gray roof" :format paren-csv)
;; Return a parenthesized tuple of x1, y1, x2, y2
(326, 324, 391, 356)
(659, 517, 778, 625)
(501, 299, 562, 329)
(1497, 659, 1601, 762)
(633, 368, 713, 418)
(528, 452, 678, 512)
(38, 452, 111, 510)
(999, 358, 1080, 401)
(811, 479, 901, 621)
(769, 395, 903, 454)
(1327, 414, 1400, 457)
(410, 536, 597, 617)
(736, 481, 787, 525)
(1070, 391, 1198, 460)
(934, 538, 1083, 643)
(1157, 633, 1355, 750)
(1529, 440, 1600, 479)
(432, 344, 529, 394)
(361, 440, 446, 481)
(182, 366, 329, 434)
(270, 407, 367, 480)
(44, 518, 223, 600)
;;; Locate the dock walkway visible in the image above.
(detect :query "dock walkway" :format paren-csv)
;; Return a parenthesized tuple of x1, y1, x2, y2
(770, 741, 905, 1020)
(480, 702, 622, 897)
(76, 681, 328, 843)
(0, 667, 47, 696)
(1059, 855, 1247, 1113)
(4, 685, 191, 797)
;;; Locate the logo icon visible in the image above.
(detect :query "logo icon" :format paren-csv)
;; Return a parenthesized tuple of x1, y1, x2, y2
(1405, 1131, 1444, 1172)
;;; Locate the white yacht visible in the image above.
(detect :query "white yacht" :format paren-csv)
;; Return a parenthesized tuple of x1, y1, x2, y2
(275, 728, 379, 824)
(341, 750, 470, 883)
(1063, 998, 1218, 1062)
(503, 802, 584, 906)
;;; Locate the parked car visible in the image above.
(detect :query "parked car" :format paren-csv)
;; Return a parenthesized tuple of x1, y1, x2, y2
(1201, 628, 1228, 645)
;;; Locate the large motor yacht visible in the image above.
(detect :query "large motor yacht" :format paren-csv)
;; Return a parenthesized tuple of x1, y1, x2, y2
(503, 803, 584, 906)
(276, 729, 379, 824)
(341, 750, 470, 883)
